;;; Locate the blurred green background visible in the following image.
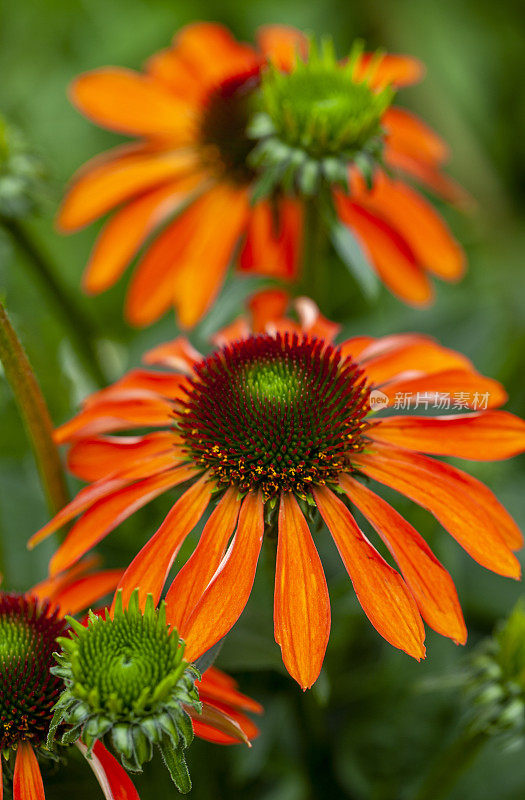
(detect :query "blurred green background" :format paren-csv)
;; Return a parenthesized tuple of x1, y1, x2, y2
(0, 0, 524, 797)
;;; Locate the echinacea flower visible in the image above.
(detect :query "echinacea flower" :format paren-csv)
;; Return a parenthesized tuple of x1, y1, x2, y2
(0, 558, 135, 800)
(31, 293, 525, 689)
(57, 23, 465, 327)
(50, 590, 262, 793)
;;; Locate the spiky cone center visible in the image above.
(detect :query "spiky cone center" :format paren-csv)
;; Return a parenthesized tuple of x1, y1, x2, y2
(0, 593, 67, 755)
(199, 67, 261, 184)
(178, 332, 370, 500)
(50, 592, 201, 792)
(0, 116, 47, 217)
(248, 39, 394, 198)
(466, 602, 525, 742)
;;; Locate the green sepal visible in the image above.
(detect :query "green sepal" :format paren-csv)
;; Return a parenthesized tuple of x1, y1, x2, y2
(158, 737, 192, 794)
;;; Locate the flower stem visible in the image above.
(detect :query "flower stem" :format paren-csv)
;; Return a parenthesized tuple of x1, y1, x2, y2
(1, 216, 107, 387)
(300, 199, 328, 309)
(413, 728, 488, 800)
(0, 300, 69, 517)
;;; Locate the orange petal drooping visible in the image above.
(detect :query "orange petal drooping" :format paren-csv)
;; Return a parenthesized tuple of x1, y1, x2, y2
(313, 486, 426, 659)
(13, 743, 45, 800)
(275, 494, 331, 689)
(180, 491, 265, 662)
(354, 444, 522, 571)
(341, 475, 466, 644)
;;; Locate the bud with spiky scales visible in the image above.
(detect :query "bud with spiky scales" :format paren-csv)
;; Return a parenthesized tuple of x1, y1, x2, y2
(49, 590, 202, 793)
(248, 37, 394, 201)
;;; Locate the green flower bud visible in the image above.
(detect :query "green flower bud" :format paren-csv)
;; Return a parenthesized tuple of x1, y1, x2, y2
(465, 600, 525, 744)
(248, 37, 393, 201)
(0, 116, 47, 219)
(49, 591, 202, 793)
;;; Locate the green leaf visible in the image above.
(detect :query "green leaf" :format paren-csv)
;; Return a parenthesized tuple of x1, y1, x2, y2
(330, 224, 379, 300)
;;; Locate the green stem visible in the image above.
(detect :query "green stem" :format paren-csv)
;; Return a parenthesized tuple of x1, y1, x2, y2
(300, 199, 328, 309)
(0, 300, 69, 517)
(413, 728, 488, 800)
(1, 217, 107, 387)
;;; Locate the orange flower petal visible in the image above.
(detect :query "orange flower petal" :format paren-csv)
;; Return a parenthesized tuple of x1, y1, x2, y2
(115, 474, 213, 610)
(13, 743, 44, 800)
(166, 487, 242, 631)
(256, 25, 308, 70)
(341, 475, 466, 644)
(211, 316, 251, 347)
(50, 569, 123, 616)
(339, 335, 376, 361)
(313, 486, 425, 659)
(362, 340, 472, 385)
(248, 289, 290, 333)
(83, 370, 186, 405)
(125, 184, 249, 328)
(353, 173, 465, 280)
(171, 185, 250, 328)
(370, 412, 525, 461)
(335, 196, 434, 306)
(78, 740, 140, 800)
(239, 198, 303, 280)
(58, 147, 197, 231)
(275, 494, 331, 689)
(191, 714, 258, 746)
(70, 67, 193, 138)
(199, 666, 263, 715)
(355, 53, 425, 89)
(180, 491, 265, 662)
(66, 432, 177, 481)
(83, 178, 198, 294)
(380, 369, 507, 409)
(168, 23, 259, 96)
(54, 390, 175, 443)
(143, 336, 202, 372)
(46, 467, 197, 574)
(383, 107, 449, 166)
(351, 333, 432, 363)
(294, 297, 341, 342)
(385, 147, 472, 205)
(354, 443, 522, 572)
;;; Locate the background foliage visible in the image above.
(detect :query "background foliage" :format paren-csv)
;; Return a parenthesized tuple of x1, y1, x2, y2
(0, 0, 524, 797)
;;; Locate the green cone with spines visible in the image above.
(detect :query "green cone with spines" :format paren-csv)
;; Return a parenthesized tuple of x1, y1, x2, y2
(0, 116, 48, 218)
(464, 600, 525, 746)
(48, 591, 202, 793)
(248, 37, 394, 201)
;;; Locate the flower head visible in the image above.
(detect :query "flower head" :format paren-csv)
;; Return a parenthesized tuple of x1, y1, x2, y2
(50, 591, 200, 792)
(250, 38, 393, 196)
(33, 294, 525, 689)
(0, 560, 135, 800)
(50, 589, 261, 793)
(58, 24, 465, 326)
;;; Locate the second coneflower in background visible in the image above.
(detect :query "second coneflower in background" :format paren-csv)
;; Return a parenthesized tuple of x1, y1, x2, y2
(31, 294, 525, 690)
(57, 23, 465, 327)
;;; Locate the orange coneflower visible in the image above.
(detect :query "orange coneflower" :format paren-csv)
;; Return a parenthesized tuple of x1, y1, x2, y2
(58, 23, 465, 327)
(0, 558, 136, 800)
(31, 293, 525, 689)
